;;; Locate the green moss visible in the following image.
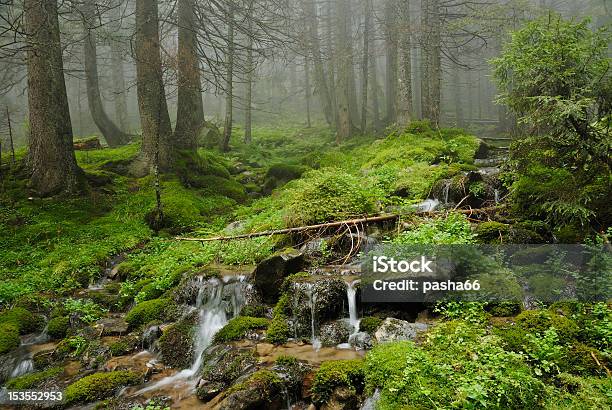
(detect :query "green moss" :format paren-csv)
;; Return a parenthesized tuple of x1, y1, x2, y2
(311, 359, 365, 405)
(5, 366, 63, 390)
(274, 355, 299, 367)
(516, 310, 579, 343)
(0, 323, 20, 354)
(158, 316, 196, 368)
(240, 304, 267, 318)
(562, 342, 609, 376)
(227, 369, 284, 395)
(0, 307, 43, 334)
(64, 370, 142, 405)
(475, 222, 510, 243)
(486, 301, 522, 317)
(213, 316, 269, 343)
(267, 315, 290, 345)
(359, 317, 383, 334)
(125, 298, 171, 329)
(47, 316, 70, 340)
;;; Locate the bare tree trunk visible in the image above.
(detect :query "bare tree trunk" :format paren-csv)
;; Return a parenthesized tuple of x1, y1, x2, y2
(6, 106, 15, 164)
(420, 0, 431, 120)
(397, 0, 413, 126)
(82, 0, 129, 147)
(429, 0, 441, 126)
(335, 0, 352, 142)
(305, 58, 312, 128)
(303, 0, 333, 126)
(221, 4, 235, 152)
(110, 0, 129, 133)
(325, 1, 338, 128)
(25, 0, 83, 196)
(369, 38, 381, 131)
(244, 1, 254, 143)
(384, 0, 398, 124)
(360, 0, 371, 133)
(175, 0, 204, 151)
(134, 0, 173, 174)
(453, 67, 464, 127)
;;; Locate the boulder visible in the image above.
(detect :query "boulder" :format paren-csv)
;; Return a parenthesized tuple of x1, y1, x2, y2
(320, 320, 352, 347)
(374, 318, 429, 343)
(217, 369, 285, 410)
(348, 332, 373, 350)
(322, 386, 361, 410)
(97, 317, 129, 337)
(253, 249, 305, 303)
(474, 139, 490, 159)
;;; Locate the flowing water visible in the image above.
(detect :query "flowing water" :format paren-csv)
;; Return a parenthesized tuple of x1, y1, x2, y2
(304, 284, 321, 351)
(134, 275, 248, 395)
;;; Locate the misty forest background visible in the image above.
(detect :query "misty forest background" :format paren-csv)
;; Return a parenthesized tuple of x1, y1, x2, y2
(0, 0, 611, 409)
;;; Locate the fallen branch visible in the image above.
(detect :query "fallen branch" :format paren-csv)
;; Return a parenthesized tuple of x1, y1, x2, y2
(175, 206, 505, 243)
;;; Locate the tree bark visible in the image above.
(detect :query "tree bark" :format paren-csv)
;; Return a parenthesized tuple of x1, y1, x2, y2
(334, 0, 352, 142)
(244, 0, 254, 143)
(175, 0, 204, 151)
(429, 0, 441, 126)
(384, 0, 399, 125)
(397, 0, 413, 126)
(134, 0, 173, 173)
(453, 68, 464, 127)
(369, 38, 381, 131)
(420, 0, 431, 120)
(303, 0, 334, 126)
(25, 0, 83, 196)
(109, 0, 129, 133)
(305, 58, 312, 128)
(82, 0, 129, 147)
(360, 0, 372, 133)
(221, 4, 235, 152)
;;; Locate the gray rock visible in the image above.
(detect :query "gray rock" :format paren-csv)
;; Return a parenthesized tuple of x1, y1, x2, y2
(349, 331, 373, 350)
(374, 318, 430, 343)
(319, 320, 352, 347)
(98, 317, 129, 336)
(253, 248, 305, 303)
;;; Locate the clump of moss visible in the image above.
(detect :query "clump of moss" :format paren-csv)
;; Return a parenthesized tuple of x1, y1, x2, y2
(64, 370, 142, 404)
(158, 318, 195, 369)
(47, 316, 70, 340)
(0, 307, 43, 334)
(108, 336, 140, 357)
(5, 366, 63, 390)
(275, 355, 298, 367)
(125, 298, 171, 329)
(228, 368, 284, 395)
(213, 316, 269, 343)
(263, 163, 307, 193)
(197, 348, 259, 401)
(562, 342, 609, 376)
(0, 323, 20, 354)
(240, 303, 267, 318)
(311, 359, 365, 406)
(516, 310, 579, 343)
(266, 293, 291, 345)
(359, 317, 383, 334)
(486, 301, 522, 317)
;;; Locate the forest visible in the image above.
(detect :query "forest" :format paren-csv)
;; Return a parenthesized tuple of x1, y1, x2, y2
(0, 0, 610, 409)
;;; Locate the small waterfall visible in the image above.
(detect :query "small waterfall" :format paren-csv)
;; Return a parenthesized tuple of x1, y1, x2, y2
(360, 389, 381, 410)
(10, 358, 33, 378)
(304, 284, 321, 351)
(442, 180, 451, 205)
(494, 189, 500, 204)
(136, 275, 248, 393)
(414, 199, 439, 212)
(347, 280, 360, 334)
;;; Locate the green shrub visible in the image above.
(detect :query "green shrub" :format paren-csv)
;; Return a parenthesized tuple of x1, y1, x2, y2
(125, 298, 171, 329)
(47, 316, 70, 340)
(0, 323, 20, 353)
(0, 307, 43, 334)
(516, 310, 579, 343)
(213, 316, 269, 343)
(64, 371, 142, 404)
(475, 222, 509, 243)
(392, 213, 475, 245)
(240, 304, 267, 318)
(64, 299, 107, 324)
(486, 301, 522, 317)
(274, 355, 298, 367)
(311, 359, 365, 405)
(5, 366, 63, 390)
(359, 317, 383, 334)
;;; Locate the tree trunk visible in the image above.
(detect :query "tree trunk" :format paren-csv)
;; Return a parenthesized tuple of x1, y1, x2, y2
(397, 0, 413, 126)
(335, 0, 352, 142)
(25, 0, 83, 196)
(175, 0, 204, 151)
(303, 0, 334, 126)
(110, 1, 129, 133)
(221, 4, 235, 152)
(420, 0, 431, 120)
(244, 1, 254, 143)
(429, 0, 441, 126)
(134, 0, 173, 173)
(82, 0, 129, 147)
(305, 58, 312, 128)
(360, 0, 372, 133)
(369, 38, 381, 131)
(453, 68, 464, 127)
(384, 0, 398, 124)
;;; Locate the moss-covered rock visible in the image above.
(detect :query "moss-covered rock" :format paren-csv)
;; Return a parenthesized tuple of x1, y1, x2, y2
(47, 316, 70, 340)
(475, 221, 543, 244)
(125, 298, 172, 329)
(213, 316, 269, 343)
(0, 307, 43, 334)
(5, 366, 63, 390)
(253, 249, 305, 304)
(319, 320, 352, 347)
(263, 163, 307, 194)
(267, 313, 291, 345)
(311, 359, 365, 406)
(196, 345, 258, 402)
(562, 342, 609, 376)
(0, 323, 20, 354)
(64, 370, 142, 405)
(516, 310, 579, 343)
(359, 317, 383, 334)
(219, 369, 285, 410)
(158, 313, 197, 369)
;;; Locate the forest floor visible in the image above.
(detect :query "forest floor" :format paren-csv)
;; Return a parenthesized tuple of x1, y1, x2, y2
(0, 123, 610, 409)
